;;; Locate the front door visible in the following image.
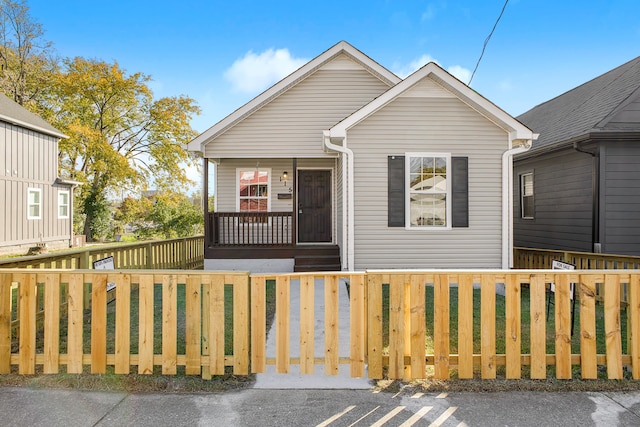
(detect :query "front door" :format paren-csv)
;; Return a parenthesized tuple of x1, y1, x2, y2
(298, 170, 332, 243)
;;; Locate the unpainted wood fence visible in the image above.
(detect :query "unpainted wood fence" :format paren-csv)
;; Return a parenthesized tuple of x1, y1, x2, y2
(0, 236, 204, 270)
(1, 269, 639, 381)
(514, 247, 640, 270)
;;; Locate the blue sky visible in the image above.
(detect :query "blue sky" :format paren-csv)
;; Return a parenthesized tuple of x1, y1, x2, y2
(27, 0, 640, 135)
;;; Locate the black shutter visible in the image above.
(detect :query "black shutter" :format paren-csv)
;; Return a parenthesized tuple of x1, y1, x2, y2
(388, 155, 405, 227)
(451, 156, 469, 227)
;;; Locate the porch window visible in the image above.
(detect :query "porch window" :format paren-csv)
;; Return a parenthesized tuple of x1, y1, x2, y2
(520, 172, 534, 219)
(237, 169, 270, 213)
(58, 190, 70, 219)
(27, 188, 42, 220)
(406, 153, 451, 228)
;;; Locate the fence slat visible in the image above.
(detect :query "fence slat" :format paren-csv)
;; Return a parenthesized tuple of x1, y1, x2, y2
(480, 274, 496, 379)
(604, 274, 623, 379)
(161, 274, 177, 375)
(529, 274, 546, 379)
(388, 274, 405, 379)
(409, 274, 426, 379)
(250, 276, 266, 374)
(505, 274, 521, 379)
(42, 273, 60, 374)
(555, 273, 572, 379)
(138, 274, 154, 375)
(275, 276, 290, 374)
(0, 273, 12, 374)
(325, 275, 340, 376)
(579, 275, 597, 379)
(457, 274, 474, 379)
(211, 275, 225, 375)
(232, 274, 250, 375)
(115, 274, 131, 374)
(434, 274, 450, 379)
(90, 273, 107, 374)
(65, 273, 84, 374)
(631, 274, 640, 380)
(300, 275, 315, 375)
(350, 274, 366, 378)
(367, 273, 383, 379)
(17, 273, 37, 374)
(185, 275, 202, 375)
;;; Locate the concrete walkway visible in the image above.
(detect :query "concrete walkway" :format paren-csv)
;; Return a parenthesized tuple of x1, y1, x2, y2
(253, 278, 372, 389)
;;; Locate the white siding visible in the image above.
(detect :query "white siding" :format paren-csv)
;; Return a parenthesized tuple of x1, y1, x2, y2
(204, 56, 392, 159)
(347, 92, 509, 269)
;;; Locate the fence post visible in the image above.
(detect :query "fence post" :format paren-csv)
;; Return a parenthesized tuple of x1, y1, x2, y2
(181, 238, 187, 269)
(146, 243, 153, 269)
(79, 250, 90, 270)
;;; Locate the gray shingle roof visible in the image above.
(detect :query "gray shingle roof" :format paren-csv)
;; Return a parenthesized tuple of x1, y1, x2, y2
(517, 55, 640, 152)
(0, 92, 66, 138)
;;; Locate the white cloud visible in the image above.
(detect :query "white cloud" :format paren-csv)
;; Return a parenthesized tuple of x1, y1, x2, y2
(393, 54, 472, 85)
(224, 48, 308, 93)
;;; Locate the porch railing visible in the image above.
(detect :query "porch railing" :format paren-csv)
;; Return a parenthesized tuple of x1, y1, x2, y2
(209, 212, 293, 246)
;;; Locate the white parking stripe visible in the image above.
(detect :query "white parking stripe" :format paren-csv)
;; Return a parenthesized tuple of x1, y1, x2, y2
(399, 406, 434, 427)
(436, 393, 448, 399)
(428, 407, 458, 427)
(411, 392, 425, 399)
(348, 405, 380, 427)
(370, 406, 406, 427)
(315, 405, 356, 427)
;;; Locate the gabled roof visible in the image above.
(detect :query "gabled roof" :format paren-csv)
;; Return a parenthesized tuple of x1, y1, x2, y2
(517, 55, 640, 153)
(329, 61, 535, 142)
(187, 41, 401, 152)
(0, 92, 67, 139)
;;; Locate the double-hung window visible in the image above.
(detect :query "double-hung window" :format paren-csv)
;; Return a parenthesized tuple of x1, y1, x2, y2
(237, 169, 270, 221)
(520, 172, 534, 219)
(27, 188, 42, 220)
(406, 153, 451, 228)
(58, 190, 70, 219)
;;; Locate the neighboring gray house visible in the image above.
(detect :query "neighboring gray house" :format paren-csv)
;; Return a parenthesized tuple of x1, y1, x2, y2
(188, 41, 535, 272)
(0, 93, 78, 255)
(514, 55, 640, 255)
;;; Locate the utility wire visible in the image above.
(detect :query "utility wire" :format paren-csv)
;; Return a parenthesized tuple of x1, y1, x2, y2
(469, 0, 509, 85)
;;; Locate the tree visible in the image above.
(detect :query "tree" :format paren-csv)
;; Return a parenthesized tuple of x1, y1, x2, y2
(42, 57, 200, 241)
(0, 0, 56, 106)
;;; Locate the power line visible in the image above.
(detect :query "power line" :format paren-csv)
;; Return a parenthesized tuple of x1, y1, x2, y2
(469, 0, 509, 85)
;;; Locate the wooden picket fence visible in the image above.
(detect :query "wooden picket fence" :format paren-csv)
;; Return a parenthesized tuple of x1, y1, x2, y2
(1, 269, 639, 381)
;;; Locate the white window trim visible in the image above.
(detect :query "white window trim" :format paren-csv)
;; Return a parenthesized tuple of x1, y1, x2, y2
(235, 168, 272, 212)
(27, 187, 42, 220)
(405, 152, 452, 230)
(58, 190, 70, 219)
(520, 172, 534, 219)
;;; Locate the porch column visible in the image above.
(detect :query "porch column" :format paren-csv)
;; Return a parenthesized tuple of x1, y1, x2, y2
(292, 158, 297, 248)
(203, 158, 210, 248)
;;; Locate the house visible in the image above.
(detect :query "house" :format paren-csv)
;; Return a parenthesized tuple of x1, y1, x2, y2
(188, 41, 536, 272)
(0, 93, 79, 255)
(513, 55, 640, 255)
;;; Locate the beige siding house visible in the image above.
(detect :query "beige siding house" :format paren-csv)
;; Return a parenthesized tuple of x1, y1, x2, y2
(188, 41, 536, 272)
(0, 93, 78, 255)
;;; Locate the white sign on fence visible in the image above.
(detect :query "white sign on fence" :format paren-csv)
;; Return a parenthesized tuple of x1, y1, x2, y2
(93, 256, 116, 292)
(551, 259, 575, 300)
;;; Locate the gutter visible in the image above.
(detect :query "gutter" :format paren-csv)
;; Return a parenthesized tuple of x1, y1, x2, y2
(573, 142, 601, 253)
(323, 130, 353, 271)
(502, 135, 535, 269)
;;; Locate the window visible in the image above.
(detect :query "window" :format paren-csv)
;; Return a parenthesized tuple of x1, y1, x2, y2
(520, 173, 534, 219)
(237, 169, 270, 212)
(27, 188, 41, 220)
(58, 190, 70, 219)
(406, 153, 451, 228)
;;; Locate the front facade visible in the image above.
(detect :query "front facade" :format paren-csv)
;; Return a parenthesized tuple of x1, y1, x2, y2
(0, 93, 77, 255)
(514, 55, 640, 255)
(190, 42, 535, 272)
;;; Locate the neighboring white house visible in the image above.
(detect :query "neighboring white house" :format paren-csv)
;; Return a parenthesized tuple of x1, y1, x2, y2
(188, 41, 536, 272)
(0, 93, 79, 255)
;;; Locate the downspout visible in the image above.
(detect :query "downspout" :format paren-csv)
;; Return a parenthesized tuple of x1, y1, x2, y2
(502, 136, 533, 269)
(323, 130, 354, 271)
(573, 142, 600, 253)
